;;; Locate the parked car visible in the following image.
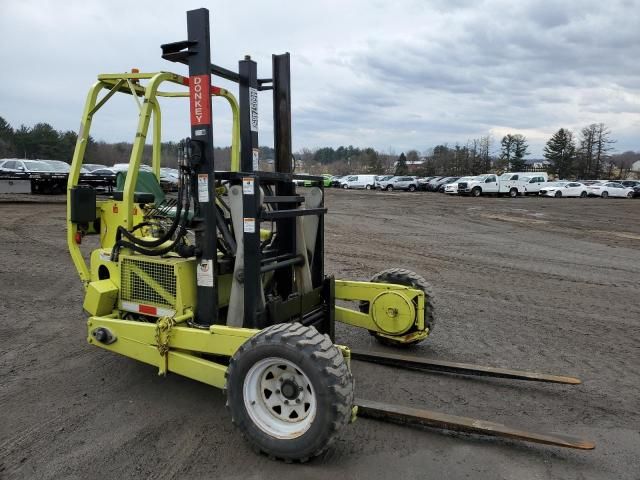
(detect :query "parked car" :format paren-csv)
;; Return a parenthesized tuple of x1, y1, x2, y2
(424, 176, 445, 191)
(587, 181, 634, 198)
(39, 160, 71, 172)
(89, 167, 117, 177)
(619, 180, 640, 189)
(83, 163, 107, 172)
(0, 159, 55, 173)
(299, 174, 332, 187)
(375, 175, 394, 188)
(340, 174, 377, 189)
(427, 176, 451, 191)
(160, 168, 180, 191)
(444, 176, 475, 194)
(112, 163, 153, 172)
(377, 176, 397, 190)
(437, 177, 461, 192)
(417, 176, 435, 190)
(520, 174, 549, 194)
(381, 176, 419, 192)
(330, 175, 345, 187)
(539, 181, 588, 197)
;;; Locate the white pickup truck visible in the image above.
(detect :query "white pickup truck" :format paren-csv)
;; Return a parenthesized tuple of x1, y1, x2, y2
(518, 174, 549, 194)
(457, 173, 531, 197)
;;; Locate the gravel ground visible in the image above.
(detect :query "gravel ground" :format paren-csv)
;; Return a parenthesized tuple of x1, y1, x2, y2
(0, 190, 639, 479)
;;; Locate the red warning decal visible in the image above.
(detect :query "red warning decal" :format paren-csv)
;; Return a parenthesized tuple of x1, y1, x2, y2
(189, 74, 211, 125)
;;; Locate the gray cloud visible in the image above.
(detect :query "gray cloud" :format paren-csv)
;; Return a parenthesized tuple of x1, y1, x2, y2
(0, 0, 638, 157)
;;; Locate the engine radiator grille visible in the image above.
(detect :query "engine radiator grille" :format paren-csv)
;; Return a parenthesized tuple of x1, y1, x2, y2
(121, 257, 177, 308)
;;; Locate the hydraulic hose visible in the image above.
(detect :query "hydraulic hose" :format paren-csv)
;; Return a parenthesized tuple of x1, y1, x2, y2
(111, 167, 193, 260)
(115, 166, 188, 248)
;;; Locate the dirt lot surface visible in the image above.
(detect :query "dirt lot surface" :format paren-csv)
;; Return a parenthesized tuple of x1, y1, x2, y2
(1, 190, 639, 479)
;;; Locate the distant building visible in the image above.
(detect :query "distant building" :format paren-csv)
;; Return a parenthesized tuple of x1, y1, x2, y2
(523, 158, 551, 169)
(392, 160, 424, 173)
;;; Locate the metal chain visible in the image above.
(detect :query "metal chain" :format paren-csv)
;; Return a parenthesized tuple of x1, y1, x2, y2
(155, 315, 176, 357)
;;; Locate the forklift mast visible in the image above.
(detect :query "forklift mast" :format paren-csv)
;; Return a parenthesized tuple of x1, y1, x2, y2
(161, 8, 331, 333)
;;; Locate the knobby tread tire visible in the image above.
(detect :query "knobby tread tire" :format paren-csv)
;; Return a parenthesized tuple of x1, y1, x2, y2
(225, 322, 354, 463)
(359, 268, 436, 347)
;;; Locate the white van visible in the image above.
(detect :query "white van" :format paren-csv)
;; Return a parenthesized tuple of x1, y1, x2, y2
(340, 175, 377, 190)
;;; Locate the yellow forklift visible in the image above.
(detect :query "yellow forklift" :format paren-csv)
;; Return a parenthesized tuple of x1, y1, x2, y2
(67, 8, 593, 461)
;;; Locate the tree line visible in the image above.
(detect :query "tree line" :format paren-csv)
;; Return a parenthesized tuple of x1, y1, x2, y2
(1, 116, 637, 179)
(542, 123, 637, 179)
(0, 116, 271, 170)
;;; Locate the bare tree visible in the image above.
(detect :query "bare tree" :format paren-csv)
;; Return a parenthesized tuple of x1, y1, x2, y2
(593, 123, 616, 178)
(577, 123, 615, 178)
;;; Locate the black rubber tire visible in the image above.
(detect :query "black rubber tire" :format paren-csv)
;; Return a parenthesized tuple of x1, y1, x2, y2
(580, 191, 587, 198)
(471, 187, 481, 197)
(385, 185, 393, 191)
(225, 323, 354, 463)
(627, 192, 633, 198)
(359, 268, 436, 347)
(555, 191, 562, 197)
(342, 184, 348, 189)
(509, 188, 518, 198)
(601, 191, 608, 198)
(408, 185, 416, 192)
(365, 184, 372, 190)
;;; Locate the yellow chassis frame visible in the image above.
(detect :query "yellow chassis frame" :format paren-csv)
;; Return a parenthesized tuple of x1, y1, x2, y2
(70, 71, 430, 390)
(87, 277, 425, 389)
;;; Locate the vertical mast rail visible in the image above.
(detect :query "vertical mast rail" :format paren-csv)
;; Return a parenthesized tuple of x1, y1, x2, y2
(186, 8, 218, 325)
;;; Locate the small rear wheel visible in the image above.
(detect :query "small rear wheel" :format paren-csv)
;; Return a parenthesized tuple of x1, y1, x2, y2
(408, 184, 416, 192)
(555, 191, 562, 198)
(226, 323, 354, 462)
(359, 268, 436, 347)
(509, 188, 518, 198)
(601, 191, 608, 198)
(365, 184, 372, 190)
(342, 184, 348, 189)
(580, 191, 587, 198)
(385, 185, 393, 191)
(627, 192, 633, 198)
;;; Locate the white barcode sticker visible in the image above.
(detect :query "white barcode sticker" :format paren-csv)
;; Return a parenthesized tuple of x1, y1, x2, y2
(197, 174, 209, 202)
(196, 259, 214, 287)
(252, 148, 259, 171)
(243, 218, 256, 233)
(242, 177, 254, 195)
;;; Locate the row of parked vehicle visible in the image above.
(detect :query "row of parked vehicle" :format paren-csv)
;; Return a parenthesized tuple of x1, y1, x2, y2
(325, 173, 640, 198)
(0, 159, 180, 192)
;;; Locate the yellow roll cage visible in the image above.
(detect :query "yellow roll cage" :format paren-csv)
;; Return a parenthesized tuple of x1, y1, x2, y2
(67, 71, 240, 284)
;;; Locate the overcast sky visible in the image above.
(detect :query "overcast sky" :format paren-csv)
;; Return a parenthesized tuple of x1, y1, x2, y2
(1, 0, 639, 157)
